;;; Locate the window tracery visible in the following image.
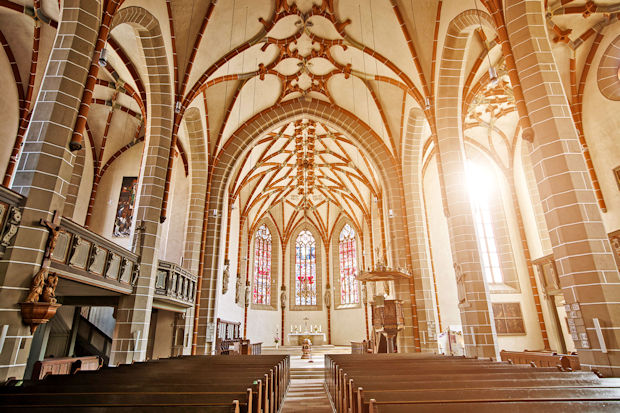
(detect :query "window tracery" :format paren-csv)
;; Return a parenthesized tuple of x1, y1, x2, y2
(339, 224, 359, 305)
(253, 224, 272, 305)
(295, 230, 317, 306)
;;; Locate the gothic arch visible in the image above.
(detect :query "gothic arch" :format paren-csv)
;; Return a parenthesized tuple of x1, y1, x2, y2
(182, 107, 208, 275)
(249, 216, 280, 311)
(289, 222, 323, 311)
(434, 8, 500, 358)
(597, 34, 620, 101)
(330, 217, 362, 309)
(194, 98, 422, 353)
(109, 6, 173, 364)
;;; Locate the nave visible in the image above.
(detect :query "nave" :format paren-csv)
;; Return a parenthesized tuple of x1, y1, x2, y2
(2, 346, 620, 412)
(1, 0, 620, 402)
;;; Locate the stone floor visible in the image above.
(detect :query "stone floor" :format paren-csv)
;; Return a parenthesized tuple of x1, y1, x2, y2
(267, 345, 349, 413)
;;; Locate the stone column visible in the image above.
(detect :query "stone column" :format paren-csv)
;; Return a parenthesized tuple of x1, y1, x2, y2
(402, 109, 439, 352)
(108, 7, 173, 365)
(505, 0, 620, 376)
(435, 11, 499, 359)
(182, 109, 207, 275)
(0, 0, 101, 381)
(62, 148, 86, 220)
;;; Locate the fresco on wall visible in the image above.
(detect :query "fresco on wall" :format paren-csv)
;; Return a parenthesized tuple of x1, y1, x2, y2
(113, 176, 138, 238)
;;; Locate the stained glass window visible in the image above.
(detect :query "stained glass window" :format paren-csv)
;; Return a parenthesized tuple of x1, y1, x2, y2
(295, 230, 317, 306)
(339, 224, 359, 304)
(252, 224, 272, 305)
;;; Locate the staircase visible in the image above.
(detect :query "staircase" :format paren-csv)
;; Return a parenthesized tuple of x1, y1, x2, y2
(281, 361, 334, 412)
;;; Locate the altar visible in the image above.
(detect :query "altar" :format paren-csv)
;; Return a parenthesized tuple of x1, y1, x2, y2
(288, 332, 326, 346)
(288, 318, 325, 345)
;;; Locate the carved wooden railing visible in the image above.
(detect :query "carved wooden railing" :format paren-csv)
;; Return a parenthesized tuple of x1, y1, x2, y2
(0, 186, 24, 258)
(154, 260, 197, 307)
(49, 218, 139, 294)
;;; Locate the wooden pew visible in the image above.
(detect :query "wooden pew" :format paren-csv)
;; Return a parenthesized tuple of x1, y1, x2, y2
(500, 349, 581, 370)
(366, 399, 620, 413)
(31, 356, 102, 380)
(325, 354, 619, 413)
(1, 355, 289, 413)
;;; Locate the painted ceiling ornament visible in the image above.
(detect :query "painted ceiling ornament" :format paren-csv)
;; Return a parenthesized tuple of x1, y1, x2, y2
(467, 61, 515, 121)
(256, 0, 352, 102)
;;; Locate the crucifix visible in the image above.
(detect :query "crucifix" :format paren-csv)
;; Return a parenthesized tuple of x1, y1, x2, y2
(40, 210, 62, 268)
(24, 211, 62, 304)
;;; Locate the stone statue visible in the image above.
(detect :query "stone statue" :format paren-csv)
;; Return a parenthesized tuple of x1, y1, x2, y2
(280, 286, 287, 309)
(324, 288, 331, 309)
(244, 282, 251, 307)
(0, 207, 21, 250)
(222, 260, 230, 295)
(361, 283, 367, 304)
(235, 273, 243, 304)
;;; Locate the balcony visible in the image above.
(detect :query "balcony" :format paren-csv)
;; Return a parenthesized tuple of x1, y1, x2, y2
(50, 218, 139, 295)
(154, 260, 197, 310)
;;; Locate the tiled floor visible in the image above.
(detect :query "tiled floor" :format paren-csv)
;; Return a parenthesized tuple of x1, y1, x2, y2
(269, 346, 349, 413)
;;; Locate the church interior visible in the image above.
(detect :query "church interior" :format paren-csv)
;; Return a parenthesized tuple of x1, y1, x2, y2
(0, 0, 620, 411)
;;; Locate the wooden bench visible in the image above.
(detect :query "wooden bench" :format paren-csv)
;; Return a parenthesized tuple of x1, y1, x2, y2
(1, 355, 289, 413)
(325, 354, 619, 413)
(31, 356, 102, 380)
(500, 349, 581, 370)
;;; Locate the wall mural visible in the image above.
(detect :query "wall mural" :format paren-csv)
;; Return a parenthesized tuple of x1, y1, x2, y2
(113, 176, 138, 238)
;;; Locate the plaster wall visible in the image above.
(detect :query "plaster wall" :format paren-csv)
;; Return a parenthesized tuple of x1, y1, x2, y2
(159, 158, 189, 265)
(215, 204, 244, 325)
(583, 44, 620, 233)
(423, 157, 460, 331)
(88, 144, 143, 249)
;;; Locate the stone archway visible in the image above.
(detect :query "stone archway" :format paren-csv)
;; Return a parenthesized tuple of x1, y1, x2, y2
(108, 6, 173, 365)
(435, 9, 499, 358)
(182, 107, 208, 276)
(598, 35, 620, 101)
(193, 99, 424, 354)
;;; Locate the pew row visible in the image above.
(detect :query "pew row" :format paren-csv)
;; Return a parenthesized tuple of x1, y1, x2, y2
(32, 356, 103, 380)
(325, 354, 620, 413)
(500, 349, 581, 370)
(1, 355, 289, 413)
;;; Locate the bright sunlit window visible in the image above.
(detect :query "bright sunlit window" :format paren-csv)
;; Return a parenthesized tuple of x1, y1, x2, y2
(466, 160, 503, 284)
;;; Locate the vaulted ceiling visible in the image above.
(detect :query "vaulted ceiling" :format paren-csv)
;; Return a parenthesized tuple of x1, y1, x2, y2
(1, 0, 618, 239)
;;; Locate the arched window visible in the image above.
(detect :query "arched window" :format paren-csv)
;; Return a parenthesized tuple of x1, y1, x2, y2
(295, 230, 317, 306)
(466, 161, 503, 283)
(339, 224, 359, 304)
(253, 224, 272, 304)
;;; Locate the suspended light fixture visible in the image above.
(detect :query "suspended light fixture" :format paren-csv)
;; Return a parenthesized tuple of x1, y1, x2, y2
(488, 66, 499, 86)
(98, 48, 108, 67)
(473, 0, 498, 87)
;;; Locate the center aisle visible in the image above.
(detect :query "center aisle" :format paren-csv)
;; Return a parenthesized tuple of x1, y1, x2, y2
(263, 345, 348, 413)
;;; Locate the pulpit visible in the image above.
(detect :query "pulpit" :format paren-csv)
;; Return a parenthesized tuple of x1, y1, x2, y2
(358, 257, 410, 354)
(371, 298, 405, 353)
